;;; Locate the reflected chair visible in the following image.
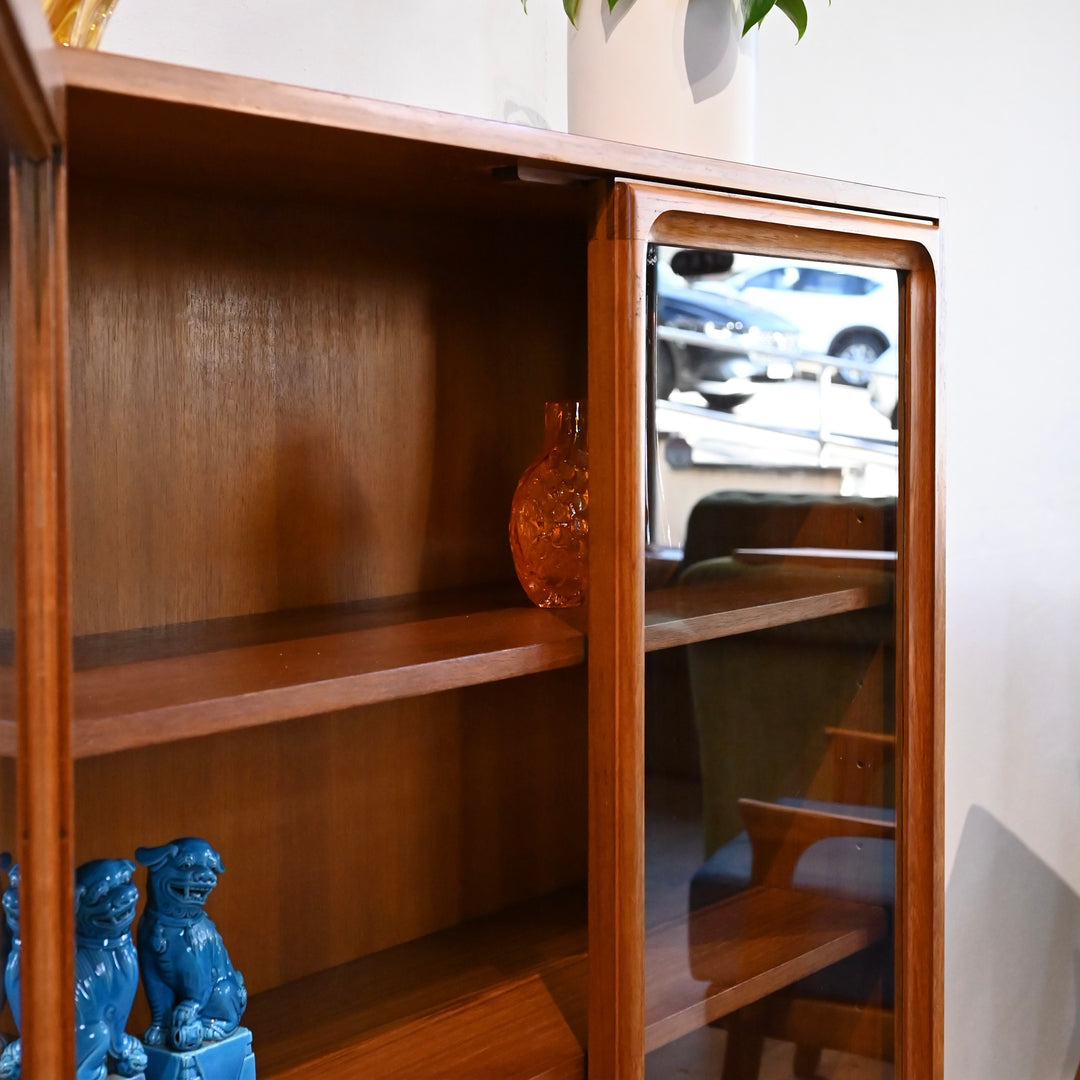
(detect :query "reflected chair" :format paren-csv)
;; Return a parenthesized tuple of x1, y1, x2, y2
(676, 491, 898, 1076)
(698, 731, 897, 1078)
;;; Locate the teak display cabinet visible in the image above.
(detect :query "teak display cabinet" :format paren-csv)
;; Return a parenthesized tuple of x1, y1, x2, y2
(0, 1, 943, 1076)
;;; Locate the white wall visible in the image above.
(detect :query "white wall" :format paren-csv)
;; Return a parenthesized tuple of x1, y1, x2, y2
(754, 2, 1080, 1075)
(103, 0, 568, 131)
(99, 1, 1080, 1073)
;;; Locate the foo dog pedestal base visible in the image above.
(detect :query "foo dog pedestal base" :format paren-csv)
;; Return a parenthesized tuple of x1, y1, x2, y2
(144, 1029, 255, 1080)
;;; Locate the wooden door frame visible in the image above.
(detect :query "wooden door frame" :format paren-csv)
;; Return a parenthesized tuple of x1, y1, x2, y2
(588, 179, 944, 1079)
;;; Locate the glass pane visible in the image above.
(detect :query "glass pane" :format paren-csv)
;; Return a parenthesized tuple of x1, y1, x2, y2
(644, 246, 898, 1079)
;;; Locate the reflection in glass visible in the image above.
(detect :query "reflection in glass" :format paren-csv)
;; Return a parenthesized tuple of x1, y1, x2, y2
(644, 248, 898, 1079)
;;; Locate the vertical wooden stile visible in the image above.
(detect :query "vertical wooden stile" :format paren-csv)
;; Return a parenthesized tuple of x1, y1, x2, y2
(11, 150, 73, 1080)
(1, 2, 74, 1074)
(587, 181, 646, 1080)
(896, 252, 944, 1080)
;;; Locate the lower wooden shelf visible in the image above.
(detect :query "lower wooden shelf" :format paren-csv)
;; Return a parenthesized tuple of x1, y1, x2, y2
(644, 886, 888, 1052)
(246, 887, 587, 1080)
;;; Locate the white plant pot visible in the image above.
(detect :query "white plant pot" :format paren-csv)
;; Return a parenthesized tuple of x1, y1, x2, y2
(567, 0, 756, 161)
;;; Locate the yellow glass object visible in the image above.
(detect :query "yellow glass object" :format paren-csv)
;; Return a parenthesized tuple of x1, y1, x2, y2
(509, 400, 589, 609)
(42, 0, 119, 48)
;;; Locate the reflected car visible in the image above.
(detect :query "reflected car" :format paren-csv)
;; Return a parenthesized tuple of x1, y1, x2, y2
(868, 345, 898, 428)
(701, 259, 898, 387)
(657, 261, 799, 412)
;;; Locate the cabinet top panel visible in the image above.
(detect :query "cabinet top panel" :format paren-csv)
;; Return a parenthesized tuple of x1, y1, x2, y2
(58, 50, 942, 222)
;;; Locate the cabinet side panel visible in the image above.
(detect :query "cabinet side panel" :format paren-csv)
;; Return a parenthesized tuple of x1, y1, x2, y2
(67, 179, 586, 635)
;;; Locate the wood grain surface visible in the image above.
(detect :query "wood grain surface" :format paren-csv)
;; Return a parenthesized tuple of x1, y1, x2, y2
(586, 183, 645, 1079)
(11, 152, 74, 1077)
(66, 176, 586, 637)
(267, 974, 584, 1080)
(244, 889, 586, 1079)
(644, 887, 888, 1053)
(69, 602, 584, 757)
(897, 225, 945, 1080)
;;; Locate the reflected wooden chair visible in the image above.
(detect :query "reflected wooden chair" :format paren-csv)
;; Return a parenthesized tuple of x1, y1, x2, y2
(697, 729, 897, 1079)
(671, 491, 899, 1075)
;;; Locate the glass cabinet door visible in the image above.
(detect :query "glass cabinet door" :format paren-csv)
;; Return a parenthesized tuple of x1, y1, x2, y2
(643, 245, 900, 1080)
(587, 179, 940, 1080)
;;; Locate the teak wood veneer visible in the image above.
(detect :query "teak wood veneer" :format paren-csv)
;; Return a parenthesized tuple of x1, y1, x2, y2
(0, 5, 943, 1077)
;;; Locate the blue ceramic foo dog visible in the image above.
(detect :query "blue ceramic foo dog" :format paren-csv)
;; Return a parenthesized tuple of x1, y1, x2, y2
(0, 862, 22, 1080)
(135, 839, 254, 1080)
(0, 859, 146, 1080)
(0, 855, 10, 1054)
(74, 859, 147, 1079)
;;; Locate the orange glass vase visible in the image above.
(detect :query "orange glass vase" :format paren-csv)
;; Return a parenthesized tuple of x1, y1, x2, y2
(509, 400, 589, 609)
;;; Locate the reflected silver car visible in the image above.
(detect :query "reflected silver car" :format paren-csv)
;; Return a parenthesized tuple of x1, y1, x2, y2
(868, 345, 898, 428)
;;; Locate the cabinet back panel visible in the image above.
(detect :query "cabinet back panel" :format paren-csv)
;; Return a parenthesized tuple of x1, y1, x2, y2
(68, 179, 587, 635)
(74, 666, 587, 1001)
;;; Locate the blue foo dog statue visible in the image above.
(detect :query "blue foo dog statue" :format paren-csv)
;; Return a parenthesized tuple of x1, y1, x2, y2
(0, 861, 21, 1079)
(0, 854, 9, 1054)
(74, 859, 147, 1079)
(136, 838, 255, 1080)
(0, 858, 147, 1080)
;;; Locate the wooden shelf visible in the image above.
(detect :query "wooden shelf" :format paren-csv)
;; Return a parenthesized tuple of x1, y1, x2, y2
(732, 548, 898, 571)
(60, 592, 583, 758)
(644, 886, 888, 1053)
(0, 569, 890, 757)
(644, 568, 893, 652)
(245, 888, 587, 1080)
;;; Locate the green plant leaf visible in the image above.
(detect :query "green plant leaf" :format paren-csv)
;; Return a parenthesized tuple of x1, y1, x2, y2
(607, 0, 622, 10)
(776, 0, 807, 40)
(563, 0, 580, 25)
(740, 0, 776, 36)
(520, 0, 527, 11)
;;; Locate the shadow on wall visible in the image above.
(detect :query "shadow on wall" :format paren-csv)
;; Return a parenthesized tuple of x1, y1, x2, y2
(684, 0, 739, 102)
(946, 805, 1080, 1079)
(600, 0, 739, 102)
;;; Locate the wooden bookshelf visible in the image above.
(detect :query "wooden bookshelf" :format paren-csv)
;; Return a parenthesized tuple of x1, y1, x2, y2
(644, 886, 888, 1053)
